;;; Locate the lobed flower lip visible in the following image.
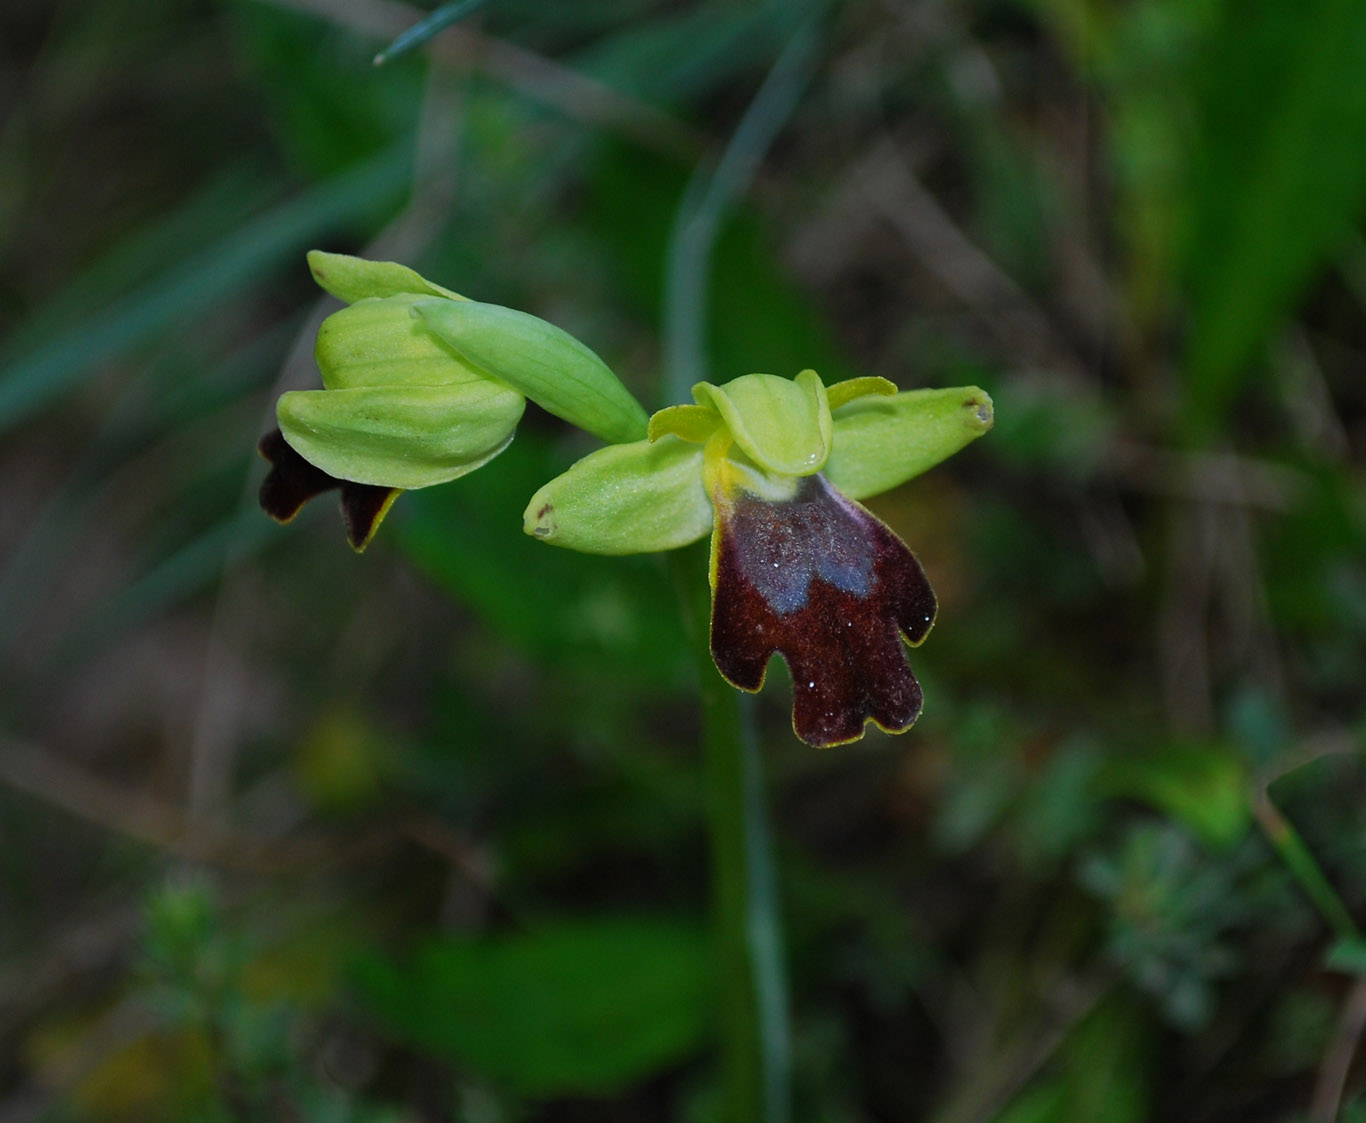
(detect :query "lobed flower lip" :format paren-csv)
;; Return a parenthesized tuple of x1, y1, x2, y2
(708, 472, 937, 747)
(257, 428, 399, 551)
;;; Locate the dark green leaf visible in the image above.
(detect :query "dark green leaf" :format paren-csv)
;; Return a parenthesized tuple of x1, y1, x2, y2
(1182, 0, 1366, 424)
(354, 917, 711, 1096)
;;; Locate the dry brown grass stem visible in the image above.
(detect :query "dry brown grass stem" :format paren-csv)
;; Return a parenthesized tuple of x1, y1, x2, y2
(1311, 975, 1366, 1121)
(0, 732, 488, 882)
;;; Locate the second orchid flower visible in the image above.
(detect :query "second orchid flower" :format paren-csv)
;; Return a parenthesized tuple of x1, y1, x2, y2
(259, 251, 646, 548)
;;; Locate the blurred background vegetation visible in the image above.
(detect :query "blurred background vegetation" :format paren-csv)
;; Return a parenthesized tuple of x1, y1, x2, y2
(2, 0, 1365, 1119)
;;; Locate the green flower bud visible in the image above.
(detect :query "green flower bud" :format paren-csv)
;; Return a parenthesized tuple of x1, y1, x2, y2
(277, 381, 525, 490)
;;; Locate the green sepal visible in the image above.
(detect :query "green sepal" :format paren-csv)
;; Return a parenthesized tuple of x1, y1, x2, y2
(825, 376, 897, 410)
(413, 299, 648, 445)
(307, 250, 463, 304)
(648, 403, 721, 444)
(693, 370, 832, 477)
(824, 386, 993, 500)
(523, 436, 711, 555)
(277, 381, 526, 490)
(315, 295, 490, 390)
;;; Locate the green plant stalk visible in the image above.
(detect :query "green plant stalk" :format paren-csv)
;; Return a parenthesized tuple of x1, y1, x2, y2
(669, 548, 791, 1123)
(659, 18, 815, 1117)
(1256, 788, 1360, 942)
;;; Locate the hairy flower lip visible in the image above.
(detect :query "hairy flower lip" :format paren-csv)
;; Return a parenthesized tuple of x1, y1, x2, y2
(709, 473, 937, 748)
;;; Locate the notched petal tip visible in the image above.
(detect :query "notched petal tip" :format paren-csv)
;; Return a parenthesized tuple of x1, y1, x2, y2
(709, 474, 936, 748)
(525, 498, 556, 540)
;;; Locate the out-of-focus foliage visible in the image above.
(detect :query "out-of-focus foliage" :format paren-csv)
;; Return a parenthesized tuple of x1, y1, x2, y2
(1, 0, 1365, 1119)
(354, 917, 711, 1096)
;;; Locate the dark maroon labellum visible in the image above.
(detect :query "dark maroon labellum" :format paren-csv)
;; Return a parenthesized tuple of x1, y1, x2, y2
(710, 474, 937, 747)
(257, 428, 397, 551)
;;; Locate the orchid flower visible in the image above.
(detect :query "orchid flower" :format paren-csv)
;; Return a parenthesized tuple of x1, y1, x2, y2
(258, 255, 990, 747)
(524, 372, 992, 747)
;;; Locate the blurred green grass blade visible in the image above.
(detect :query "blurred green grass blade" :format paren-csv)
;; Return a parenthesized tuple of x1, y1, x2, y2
(1181, 0, 1366, 427)
(4, 169, 273, 354)
(1326, 937, 1366, 976)
(1257, 789, 1361, 942)
(663, 15, 819, 401)
(54, 509, 276, 664)
(373, 0, 491, 66)
(0, 325, 293, 649)
(575, 0, 813, 108)
(0, 144, 412, 436)
(1097, 742, 1250, 851)
(587, 144, 852, 403)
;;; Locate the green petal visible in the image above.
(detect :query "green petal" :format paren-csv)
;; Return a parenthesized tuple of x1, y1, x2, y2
(413, 300, 648, 445)
(277, 381, 525, 489)
(307, 250, 463, 303)
(693, 370, 832, 477)
(315, 295, 490, 390)
(825, 376, 896, 410)
(824, 386, 993, 500)
(523, 436, 711, 555)
(648, 403, 720, 444)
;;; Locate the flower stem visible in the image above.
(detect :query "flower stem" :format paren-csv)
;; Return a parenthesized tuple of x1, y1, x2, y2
(659, 16, 816, 1116)
(669, 549, 791, 1123)
(1256, 784, 1361, 942)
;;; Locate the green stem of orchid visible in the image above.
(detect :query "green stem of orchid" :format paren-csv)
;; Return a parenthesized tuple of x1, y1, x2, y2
(669, 548, 792, 1123)
(660, 16, 815, 1117)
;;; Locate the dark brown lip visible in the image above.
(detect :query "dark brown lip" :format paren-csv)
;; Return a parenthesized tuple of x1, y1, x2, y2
(709, 473, 937, 747)
(257, 428, 398, 551)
